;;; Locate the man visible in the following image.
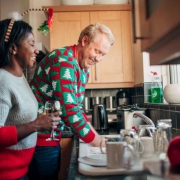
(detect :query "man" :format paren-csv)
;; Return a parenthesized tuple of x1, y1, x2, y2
(29, 23, 114, 180)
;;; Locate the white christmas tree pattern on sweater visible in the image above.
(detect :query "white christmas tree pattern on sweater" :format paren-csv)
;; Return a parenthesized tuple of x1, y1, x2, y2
(49, 51, 56, 57)
(66, 94, 74, 103)
(72, 115, 80, 123)
(63, 69, 72, 79)
(45, 67, 50, 74)
(38, 107, 44, 114)
(40, 84, 48, 93)
(37, 66, 42, 75)
(52, 81, 57, 90)
(83, 128, 89, 136)
(59, 57, 67, 62)
(46, 90, 53, 97)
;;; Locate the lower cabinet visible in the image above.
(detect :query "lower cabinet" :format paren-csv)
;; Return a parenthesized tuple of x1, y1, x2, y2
(59, 138, 73, 180)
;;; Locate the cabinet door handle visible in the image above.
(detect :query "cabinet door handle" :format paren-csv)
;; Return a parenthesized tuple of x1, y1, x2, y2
(132, 0, 144, 43)
(95, 64, 98, 80)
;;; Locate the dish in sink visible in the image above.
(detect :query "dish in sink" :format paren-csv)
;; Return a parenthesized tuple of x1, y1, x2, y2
(78, 154, 107, 167)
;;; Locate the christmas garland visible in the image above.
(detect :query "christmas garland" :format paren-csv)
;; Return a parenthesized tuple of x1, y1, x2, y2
(21, 8, 54, 36)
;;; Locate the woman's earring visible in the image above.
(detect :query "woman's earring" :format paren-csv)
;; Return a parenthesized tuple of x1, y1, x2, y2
(13, 51, 16, 55)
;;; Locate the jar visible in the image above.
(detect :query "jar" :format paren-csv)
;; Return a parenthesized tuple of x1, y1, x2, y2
(120, 129, 144, 157)
(155, 119, 172, 153)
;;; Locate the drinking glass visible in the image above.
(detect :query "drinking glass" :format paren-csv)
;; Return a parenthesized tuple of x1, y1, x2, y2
(44, 100, 61, 141)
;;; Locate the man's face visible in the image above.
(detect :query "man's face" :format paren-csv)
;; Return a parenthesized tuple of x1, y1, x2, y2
(79, 33, 111, 69)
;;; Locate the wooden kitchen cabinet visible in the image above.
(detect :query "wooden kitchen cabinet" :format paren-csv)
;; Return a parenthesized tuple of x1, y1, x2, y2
(58, 138, 73, 180)
(89, 11, 134, 88)
(138, 0, 180, 65)
(50, 11, 93, 83)
(46, 5, 134, 88)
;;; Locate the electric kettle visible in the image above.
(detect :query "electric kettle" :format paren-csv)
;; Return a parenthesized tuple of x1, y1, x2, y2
(92, 104, 109, 131)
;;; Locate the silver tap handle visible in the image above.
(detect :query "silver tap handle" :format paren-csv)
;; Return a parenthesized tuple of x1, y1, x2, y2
(133, 112, 155, 126)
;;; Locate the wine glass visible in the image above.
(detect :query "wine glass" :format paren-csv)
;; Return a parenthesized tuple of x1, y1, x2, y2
(44, 100, 61, 141)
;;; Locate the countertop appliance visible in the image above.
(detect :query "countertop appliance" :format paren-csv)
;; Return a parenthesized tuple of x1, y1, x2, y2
(116, 89, 130, 106)
(116, 105, 146, 132)
(92, 104, 109, 131)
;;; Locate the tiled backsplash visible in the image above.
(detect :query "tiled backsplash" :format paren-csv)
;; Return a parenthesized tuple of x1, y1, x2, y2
(132, 83, 180, 132)
(84, 88, 134, 105)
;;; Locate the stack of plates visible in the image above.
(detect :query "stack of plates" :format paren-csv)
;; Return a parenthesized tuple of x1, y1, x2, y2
(78, 154, 107, 166)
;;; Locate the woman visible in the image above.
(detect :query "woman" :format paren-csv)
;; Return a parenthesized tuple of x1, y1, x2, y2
(0, 18, 60, 180)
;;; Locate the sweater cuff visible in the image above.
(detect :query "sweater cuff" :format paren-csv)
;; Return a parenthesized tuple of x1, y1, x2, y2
(0, 126, 18, 148)
(79, 129, 95, 143)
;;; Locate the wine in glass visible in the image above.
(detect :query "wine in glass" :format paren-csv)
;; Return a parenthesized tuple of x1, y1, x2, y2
(44, 100, 61, 141)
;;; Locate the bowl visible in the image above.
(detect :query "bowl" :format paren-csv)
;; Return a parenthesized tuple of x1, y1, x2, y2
(94, 0, 129, 4)
(61, 0, 94, 5)
(163, 84, 180, 104)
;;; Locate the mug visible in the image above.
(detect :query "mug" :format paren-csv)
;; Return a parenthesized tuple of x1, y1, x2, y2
(99, 135, 120, 154)
(100, 139, 134, 169)
(140, 136, 154, 158)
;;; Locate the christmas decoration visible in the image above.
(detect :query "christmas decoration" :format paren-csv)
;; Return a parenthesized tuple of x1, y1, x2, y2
(4, 19, 14, 42)
(5, 8, 53, 42)
(21, 8, 54, 35)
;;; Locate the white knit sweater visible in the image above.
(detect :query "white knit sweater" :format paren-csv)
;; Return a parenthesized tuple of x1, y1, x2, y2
(0, 68, 38, 150)
(0, 68, 39, 179)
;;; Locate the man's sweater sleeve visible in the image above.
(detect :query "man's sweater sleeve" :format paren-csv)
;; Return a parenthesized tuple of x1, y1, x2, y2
(49, 59, 95, 143)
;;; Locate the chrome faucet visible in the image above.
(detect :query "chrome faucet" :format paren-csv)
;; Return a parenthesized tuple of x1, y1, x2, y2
(133, 112, 155, 127)
(133, 112, 155, 137)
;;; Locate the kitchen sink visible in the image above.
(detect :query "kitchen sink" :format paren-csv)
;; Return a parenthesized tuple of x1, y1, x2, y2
(77, 135, 164, 176)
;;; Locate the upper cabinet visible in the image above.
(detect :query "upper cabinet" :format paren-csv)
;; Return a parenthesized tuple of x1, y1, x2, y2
(45, 5, 134, 89)
(89, 10, 134, 89)
(138, 0, 180, 65)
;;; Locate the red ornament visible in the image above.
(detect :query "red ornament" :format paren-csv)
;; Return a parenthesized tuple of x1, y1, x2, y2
(167, 136, 180, 170)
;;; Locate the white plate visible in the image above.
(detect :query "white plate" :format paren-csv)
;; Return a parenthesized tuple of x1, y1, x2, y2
(78, 154, 107, 167)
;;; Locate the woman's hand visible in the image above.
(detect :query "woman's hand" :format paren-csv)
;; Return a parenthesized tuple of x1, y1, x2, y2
(16, 112, 61, 141)
(34, 112, 60, 131)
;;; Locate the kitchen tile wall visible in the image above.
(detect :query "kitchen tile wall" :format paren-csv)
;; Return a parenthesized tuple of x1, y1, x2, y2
(84, 88, 134, 105)
(132, 83, 180, 132)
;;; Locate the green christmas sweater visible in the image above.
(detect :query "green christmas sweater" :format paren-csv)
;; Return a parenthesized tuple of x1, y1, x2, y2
(30, 45, 95, 146)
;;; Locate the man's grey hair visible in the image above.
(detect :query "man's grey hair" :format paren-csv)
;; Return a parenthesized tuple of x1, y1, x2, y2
(78, 23, 114, 45)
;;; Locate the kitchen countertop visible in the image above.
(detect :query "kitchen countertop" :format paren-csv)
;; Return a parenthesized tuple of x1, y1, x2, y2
(66, 129, 180, 180)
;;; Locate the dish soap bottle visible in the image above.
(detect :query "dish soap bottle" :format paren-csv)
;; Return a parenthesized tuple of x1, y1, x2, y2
(151, 71, 163, 103)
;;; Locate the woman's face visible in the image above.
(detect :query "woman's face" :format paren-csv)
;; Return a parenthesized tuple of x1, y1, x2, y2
(14, 32, 39, 69)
